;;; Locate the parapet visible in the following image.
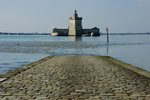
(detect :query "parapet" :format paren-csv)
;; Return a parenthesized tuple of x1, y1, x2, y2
(69, 17, 82, 20)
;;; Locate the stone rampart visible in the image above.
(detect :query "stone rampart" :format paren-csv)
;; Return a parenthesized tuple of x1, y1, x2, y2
(52, 28, 68, 36)
(83, 28, 100, 36)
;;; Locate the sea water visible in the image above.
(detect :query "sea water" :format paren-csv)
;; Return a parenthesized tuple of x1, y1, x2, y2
(0, 35, 150, 74)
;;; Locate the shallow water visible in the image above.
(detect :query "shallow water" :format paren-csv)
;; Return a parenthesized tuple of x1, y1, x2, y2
(0, 35, 150, 74)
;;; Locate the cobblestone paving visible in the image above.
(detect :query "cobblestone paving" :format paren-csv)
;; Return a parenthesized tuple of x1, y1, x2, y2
(0, 56, 150, 100)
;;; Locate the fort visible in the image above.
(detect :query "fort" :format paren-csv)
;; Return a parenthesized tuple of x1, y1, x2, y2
(51, 10, 100, 36)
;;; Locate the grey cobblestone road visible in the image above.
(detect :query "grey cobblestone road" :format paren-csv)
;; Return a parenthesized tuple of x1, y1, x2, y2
(0, 56, 150, 100)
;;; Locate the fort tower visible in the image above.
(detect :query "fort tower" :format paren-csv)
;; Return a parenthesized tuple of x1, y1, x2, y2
(51, 10, 100, 36)
(68, 10, 82, 36)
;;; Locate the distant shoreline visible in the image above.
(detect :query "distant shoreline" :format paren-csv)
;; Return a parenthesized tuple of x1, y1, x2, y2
(101, 33, 150, 35)
(0, 32, 150, 35)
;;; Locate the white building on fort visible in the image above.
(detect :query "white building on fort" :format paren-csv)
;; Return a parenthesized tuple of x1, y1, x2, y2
(51, 10, 100, 36)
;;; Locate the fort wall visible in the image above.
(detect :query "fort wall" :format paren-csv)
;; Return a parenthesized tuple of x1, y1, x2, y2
(83, 28, 100, 36)
(52, 28, 68, 36)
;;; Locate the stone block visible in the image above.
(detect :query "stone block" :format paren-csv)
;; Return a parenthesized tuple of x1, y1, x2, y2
(51, 32, 58, 36)
(0, 78, 7, 82)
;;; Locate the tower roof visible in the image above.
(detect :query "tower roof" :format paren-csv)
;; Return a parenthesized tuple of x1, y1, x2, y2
(69, 10, 82, 20)
(74, 10, 77, 14)
(73, 10, 78, 19)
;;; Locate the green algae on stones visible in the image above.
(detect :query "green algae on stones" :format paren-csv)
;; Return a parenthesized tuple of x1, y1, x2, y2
(98, 56, 150, 79)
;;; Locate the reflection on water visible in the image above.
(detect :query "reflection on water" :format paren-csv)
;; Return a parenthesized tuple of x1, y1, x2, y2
(106, 47, 109, 55)
(69, 36, 82, 41)
(106, 45, 150, 72)
(106, 43, 109, 55)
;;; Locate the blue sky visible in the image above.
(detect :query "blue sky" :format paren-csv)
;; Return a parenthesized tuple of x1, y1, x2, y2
(0, 0, 150, 33)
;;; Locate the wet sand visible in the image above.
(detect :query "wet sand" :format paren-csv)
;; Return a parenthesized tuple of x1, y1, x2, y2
(0, 56, 150, 100)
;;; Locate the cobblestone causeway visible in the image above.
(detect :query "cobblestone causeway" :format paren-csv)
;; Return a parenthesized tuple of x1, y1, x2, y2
(0, 56, 150, 100)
